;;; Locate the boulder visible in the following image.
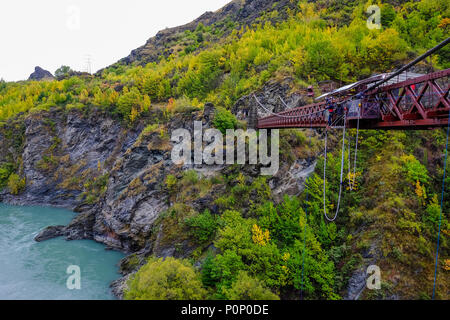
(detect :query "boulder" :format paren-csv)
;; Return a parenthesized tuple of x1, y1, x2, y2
(28, 66, 54, 81)
(34, 225, 65, 242)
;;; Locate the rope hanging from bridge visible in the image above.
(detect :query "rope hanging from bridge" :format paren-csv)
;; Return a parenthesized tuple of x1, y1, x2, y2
(348, 109, 360, 191)
(323, 113, 347, 222)
(254, 94, 355, 221)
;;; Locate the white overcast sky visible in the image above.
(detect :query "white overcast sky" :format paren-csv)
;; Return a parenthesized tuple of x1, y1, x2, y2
(0, 0, 231, 82)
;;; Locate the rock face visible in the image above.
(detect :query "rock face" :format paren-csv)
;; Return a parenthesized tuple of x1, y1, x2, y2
(1, 108, 126, 208)
(34, 225, 65, 242)
(0, 78, 316, 249)
(345, 240, 384, 300)
(28, 66, 54, 81)
(0, 79, 321, 297)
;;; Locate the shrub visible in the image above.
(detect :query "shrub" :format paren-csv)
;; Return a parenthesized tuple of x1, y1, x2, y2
(117, 87, 151, 122)
(7, 173, 25, 195)
(165, 174, 178, 194)
(213, 107, 237, 134)
(185, 209, 218, 244)
(400, 154, 430, 185)
(135, 124, 159, 145)
(55, 65, 72, 79)
(0, 163, 14, 188)
(181, 169, 199, 186)
(173, 96, 202, 113)
(124, 257, 206, 300)
(224, 271, 279, 300)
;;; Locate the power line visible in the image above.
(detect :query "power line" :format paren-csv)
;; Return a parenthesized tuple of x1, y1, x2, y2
(83, 54, 92, 74)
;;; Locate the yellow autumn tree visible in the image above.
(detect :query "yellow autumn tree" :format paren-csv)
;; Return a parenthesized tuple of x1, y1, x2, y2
(444, 259, 450, 271)
(252, 224, 270, 246)
(415, 180, 427, 205)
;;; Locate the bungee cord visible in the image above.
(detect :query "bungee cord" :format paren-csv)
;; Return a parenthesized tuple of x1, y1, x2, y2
(323, 113, 347, 222)
(348, 109, 360, 191)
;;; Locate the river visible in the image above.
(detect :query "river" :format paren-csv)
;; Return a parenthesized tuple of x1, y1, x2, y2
(0, 203, 124, 300)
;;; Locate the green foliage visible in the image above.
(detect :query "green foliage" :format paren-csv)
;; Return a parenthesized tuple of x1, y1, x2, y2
(203, 205, 340, 299)
(213, 107, 237, 134)
(178, 49, 223, 99)
(185, 209, 218, 244)
(7, 173, 25, 195)
(117, 87, 151, 122)
(80, 173, 109, 204)
(124, 257, 206, 300)
(400, 154, 430, 185)
(424, 195, 448, 232)
(0, 163, 14, 189)
(381, 4, 397, 28)
(55, 65, 72, 79)
(165, 174, 177, 194)
(181, 169, 199, 186)
(223, 271, 280, 300)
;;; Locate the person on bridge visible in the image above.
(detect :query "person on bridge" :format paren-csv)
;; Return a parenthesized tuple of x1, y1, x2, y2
(336, 102, 348, 117)
(325, 98, 335, 126)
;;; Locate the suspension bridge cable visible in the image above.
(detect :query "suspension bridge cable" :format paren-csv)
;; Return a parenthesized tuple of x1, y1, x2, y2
(432, 108, 450, 299)
(363, 37, 450, 95)
(253, 94, 325, 119)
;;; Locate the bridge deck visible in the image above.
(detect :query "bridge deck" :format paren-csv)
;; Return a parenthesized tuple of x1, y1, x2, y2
(257, 69, 450, 130)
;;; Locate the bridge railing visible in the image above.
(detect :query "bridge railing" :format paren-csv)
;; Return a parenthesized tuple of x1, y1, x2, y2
(368, 69, 450, 126)
(257, 101, 328, 129)
(257, 68, 450, 130)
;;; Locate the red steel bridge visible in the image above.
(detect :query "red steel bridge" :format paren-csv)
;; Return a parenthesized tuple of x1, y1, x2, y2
(257, 68, 450, 130)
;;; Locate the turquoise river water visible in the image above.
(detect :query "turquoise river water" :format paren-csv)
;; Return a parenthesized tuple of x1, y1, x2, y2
(0, 203, 124, 300)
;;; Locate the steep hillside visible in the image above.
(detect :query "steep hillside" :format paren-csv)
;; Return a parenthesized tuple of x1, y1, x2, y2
(0, 0, 449, 300)
(116, 0, 299, 66)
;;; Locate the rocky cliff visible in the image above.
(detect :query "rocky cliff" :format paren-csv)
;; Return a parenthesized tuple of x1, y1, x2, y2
(0, 81, 321, 296)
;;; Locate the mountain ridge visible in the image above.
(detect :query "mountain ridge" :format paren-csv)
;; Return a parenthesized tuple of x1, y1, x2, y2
(113, 0, 297, 67)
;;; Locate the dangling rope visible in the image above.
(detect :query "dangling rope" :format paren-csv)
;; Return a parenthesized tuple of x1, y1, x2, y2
(323, 112, 347, 222)
(301, 118, 313, 300)
(432, 108, 450, 299)
(348, 108, 360, 191)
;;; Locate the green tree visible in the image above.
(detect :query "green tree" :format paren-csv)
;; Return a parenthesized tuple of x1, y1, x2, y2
(185, 209, 218, 244)
(381, 4, 397, 28)
(117, 87, 151, 122)
(224, 271, 279, 300)
(7, 173, 25, 195)
(124, 257, 206, 300)
(213, 107, 237, 134)
(55, 65, 72, 78)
